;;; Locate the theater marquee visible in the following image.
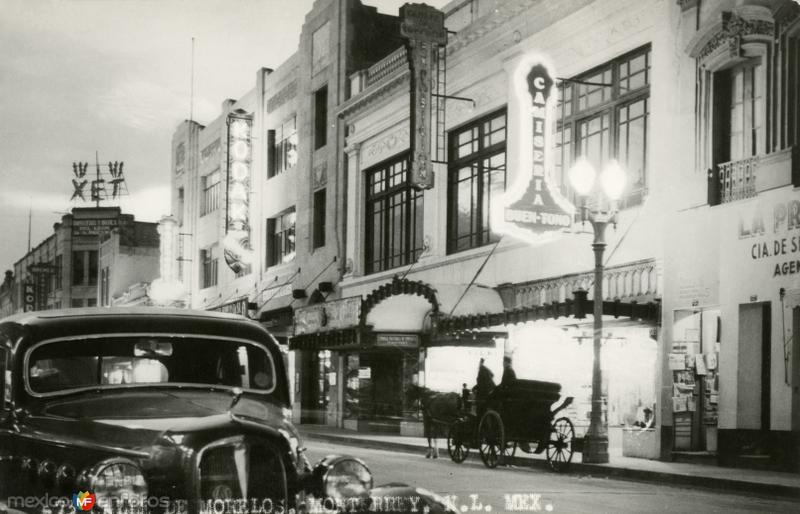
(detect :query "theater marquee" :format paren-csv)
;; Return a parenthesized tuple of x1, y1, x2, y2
(494, 55, 575, 243)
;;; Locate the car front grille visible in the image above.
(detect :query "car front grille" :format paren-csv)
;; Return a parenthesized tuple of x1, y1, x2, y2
(198, 438, 287, 504)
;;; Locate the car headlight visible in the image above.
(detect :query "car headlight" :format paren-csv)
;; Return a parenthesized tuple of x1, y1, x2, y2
(79, 458, 148, 506)
(320, 456, 373, 502)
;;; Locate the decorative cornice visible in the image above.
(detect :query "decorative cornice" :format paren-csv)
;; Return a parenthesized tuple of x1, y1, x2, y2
(691, 12, 774, 61)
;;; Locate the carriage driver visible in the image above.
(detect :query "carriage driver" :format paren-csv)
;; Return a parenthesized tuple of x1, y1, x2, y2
(499, 355, 517, 391)
(473, 358, 495, 418)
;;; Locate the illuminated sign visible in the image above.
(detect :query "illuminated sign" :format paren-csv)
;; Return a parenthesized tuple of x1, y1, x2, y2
(224, 111, 254, 274)
(401, 3, 446, 190)
(494, 55, 575, 242)
(23, 280, 35, 312)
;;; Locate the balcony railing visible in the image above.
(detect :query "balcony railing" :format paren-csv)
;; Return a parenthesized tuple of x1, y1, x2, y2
(366, 47, 408, 86)
(500, 259, 660, 309)
(718, 156, 758, 204)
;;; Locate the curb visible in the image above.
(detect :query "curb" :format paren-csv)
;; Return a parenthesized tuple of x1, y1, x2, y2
(300, 431, 800, 499)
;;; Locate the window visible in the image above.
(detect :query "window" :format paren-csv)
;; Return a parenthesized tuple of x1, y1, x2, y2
(556, 45, 650, 207)
(713, 62, 764, 165)
(267, 210, 296, 267)
(177, 187, 185, 222)
(271, 116, 298, 177)
(53, 254, 62, 291)
(365, 154, 424, 274)
(88, 250, 98, 286)
(201, 170, 222, 216)
(87, 298, 97, 307)
(101, 267, 109, 306)
(447, 110, 507, 253)
(314, 86, 328, 150)
(72, 251, 84, 286)
(71, 298, 84, 308)
(200, 246, 218, 289)
(313, 189, 326, 249)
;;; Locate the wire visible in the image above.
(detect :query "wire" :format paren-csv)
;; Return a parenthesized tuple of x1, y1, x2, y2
(448, 237, 503, 317)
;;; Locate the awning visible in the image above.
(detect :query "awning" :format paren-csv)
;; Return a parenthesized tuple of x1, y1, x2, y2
(436, 290, 661, 333)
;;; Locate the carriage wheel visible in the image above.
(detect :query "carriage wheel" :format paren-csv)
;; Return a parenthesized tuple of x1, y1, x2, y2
(447, 423, 469, 463)
(478, 410, 504, 469)
(546, 417, 575, 472)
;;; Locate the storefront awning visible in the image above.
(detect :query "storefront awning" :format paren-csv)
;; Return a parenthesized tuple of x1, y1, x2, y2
(436, 290, 660, 334)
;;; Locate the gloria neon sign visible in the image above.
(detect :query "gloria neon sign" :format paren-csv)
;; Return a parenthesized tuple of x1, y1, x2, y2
(492, 54, 575, 243)
(224, 111, 254, 273)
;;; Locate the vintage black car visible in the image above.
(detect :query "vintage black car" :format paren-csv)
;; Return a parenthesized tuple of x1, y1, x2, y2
(0, 308, 453, 514)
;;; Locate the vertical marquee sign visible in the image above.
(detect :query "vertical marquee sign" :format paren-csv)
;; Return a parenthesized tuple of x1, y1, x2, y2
(224, 111, 255, 274)
(401, 3, 446, 190)
(23, 280, 35, 312)
(494, 55, 575, 243)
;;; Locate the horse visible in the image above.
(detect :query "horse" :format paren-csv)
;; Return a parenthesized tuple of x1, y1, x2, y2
(406, 385, 462, 458)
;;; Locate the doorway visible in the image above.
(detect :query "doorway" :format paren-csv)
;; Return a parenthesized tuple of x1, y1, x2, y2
(737, 302, 771, 430)
(791, 307, 800, 431)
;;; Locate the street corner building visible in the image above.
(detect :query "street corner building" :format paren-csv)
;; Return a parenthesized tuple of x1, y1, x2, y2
(4, 0, 797, 476)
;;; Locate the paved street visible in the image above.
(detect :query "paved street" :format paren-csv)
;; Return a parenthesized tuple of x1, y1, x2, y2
(305, 441, 798, 514)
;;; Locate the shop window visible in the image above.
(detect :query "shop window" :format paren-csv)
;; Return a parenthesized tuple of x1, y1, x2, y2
(200, 245, 218, 289)
(556, 45, 650, 208)
(267, 209, 296, 267)
(365, 153, 424, 274)
(447, 110, 507, 254)
(313, 188, 326, 249)
(271, 115, 298, 178)
(201, 169, 222, 216)
(314, 86, 328, 150)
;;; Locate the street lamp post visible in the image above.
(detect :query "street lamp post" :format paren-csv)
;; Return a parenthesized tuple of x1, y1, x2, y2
(568, 157, 626, 464)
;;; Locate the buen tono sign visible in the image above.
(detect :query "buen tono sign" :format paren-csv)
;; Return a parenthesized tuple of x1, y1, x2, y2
(494, 55, 575, 243)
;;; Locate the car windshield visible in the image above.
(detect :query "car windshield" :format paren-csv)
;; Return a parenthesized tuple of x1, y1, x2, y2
(26, 336, 275, 395)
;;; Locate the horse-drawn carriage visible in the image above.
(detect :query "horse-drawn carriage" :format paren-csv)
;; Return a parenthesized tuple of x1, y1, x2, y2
(446, 379, 575, 471)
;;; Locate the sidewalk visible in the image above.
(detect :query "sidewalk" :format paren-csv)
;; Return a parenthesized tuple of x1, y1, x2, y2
(298, 425, 800, 499)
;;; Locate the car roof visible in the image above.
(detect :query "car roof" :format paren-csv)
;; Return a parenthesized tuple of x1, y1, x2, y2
(3, 306, 245, 324)
(1, 307, 276, 350)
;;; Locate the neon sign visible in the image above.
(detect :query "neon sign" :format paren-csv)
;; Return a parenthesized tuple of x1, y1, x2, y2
(493, 54, 575, 243)
(224, 111, 254, 273)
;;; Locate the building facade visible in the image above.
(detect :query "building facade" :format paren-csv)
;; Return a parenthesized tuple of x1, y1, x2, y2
(98, 219, 160, 307)
(662, 0, 800, 469)
(11, 207, 157, 313)
(166, 0, 800, 470)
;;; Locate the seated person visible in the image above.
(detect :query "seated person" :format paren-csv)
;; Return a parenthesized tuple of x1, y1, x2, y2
(633, 407, 656, 429)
